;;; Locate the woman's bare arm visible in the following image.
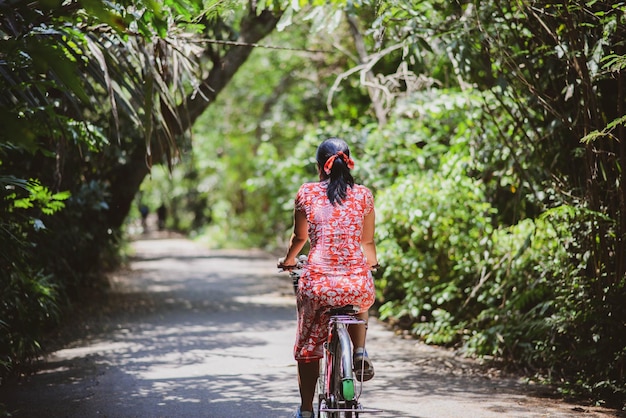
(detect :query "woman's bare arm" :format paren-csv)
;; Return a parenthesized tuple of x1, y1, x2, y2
(280, 209, 308, 267)
(362, 209, 378, 268)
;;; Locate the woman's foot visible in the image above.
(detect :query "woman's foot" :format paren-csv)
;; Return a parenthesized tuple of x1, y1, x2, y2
(353, 347, 374, 382)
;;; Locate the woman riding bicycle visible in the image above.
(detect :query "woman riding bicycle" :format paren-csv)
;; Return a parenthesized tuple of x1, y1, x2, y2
(278, 137, 378, 418)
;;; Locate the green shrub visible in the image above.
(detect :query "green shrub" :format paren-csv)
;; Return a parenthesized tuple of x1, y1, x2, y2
(0, 269, 59, 377)
(461, 216, 559, 360)
(0, 179, 67, 382)
(376, 172, 496, 345)
(377, 193, 626, 403)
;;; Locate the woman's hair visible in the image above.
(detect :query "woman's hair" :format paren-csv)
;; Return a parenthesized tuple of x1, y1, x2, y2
(316, 137, 355, 205)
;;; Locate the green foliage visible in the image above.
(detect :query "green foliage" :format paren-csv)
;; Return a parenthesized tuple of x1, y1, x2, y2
(460, 204, 626, 403)
(459, 216, 560, 359)
(444, 1, 626, 404)
(0, 270, 60, 376)
(0, 172, 116, 384)
(0, 178, 68, 381)
(370, 91, 624, 401)
(375, 172, 495, 342)
(8, 180, 70, 215)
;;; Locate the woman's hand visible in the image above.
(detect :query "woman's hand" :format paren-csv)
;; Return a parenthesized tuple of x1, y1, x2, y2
(277, 257, 298, 270)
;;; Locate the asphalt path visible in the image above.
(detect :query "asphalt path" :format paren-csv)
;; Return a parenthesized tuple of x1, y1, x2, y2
(0, 236, 621, 418)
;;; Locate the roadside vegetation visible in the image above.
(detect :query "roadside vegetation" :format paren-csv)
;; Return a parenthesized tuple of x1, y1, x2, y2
(1, 0, 625, 409)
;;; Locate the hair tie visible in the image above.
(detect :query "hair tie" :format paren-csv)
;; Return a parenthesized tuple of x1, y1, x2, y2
(323, 151, 354, 175)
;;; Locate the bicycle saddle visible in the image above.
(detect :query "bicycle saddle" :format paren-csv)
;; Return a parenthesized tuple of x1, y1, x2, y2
(328, 305, 359, 316)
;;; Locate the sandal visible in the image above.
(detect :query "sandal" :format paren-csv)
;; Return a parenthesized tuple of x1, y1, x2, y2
(353, 348, 374, 382)
(293, 407, 314, 418)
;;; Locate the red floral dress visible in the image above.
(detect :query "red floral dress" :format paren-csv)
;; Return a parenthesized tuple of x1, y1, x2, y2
(294, 181, 376, 362)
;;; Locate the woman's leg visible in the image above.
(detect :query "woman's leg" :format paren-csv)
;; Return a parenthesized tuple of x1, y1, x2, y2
(298, 360, 320, 412)
(349, 311, 374, 381)
(349, 311, 368, 348)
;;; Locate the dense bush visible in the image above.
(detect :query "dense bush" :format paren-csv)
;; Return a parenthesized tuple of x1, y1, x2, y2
(0, 179, 67, 378)
(0, 269, 60, 377)
(375, 172, 495, 345)
(376, 172, 626, 405)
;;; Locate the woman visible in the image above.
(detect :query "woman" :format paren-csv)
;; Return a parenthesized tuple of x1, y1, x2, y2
(278, 137, 378, 418)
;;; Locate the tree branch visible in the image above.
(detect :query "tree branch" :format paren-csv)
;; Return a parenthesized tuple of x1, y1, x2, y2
(176, 8, 282, 135)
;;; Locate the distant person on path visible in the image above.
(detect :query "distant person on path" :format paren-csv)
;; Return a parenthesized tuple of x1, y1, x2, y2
(157, 203, 167, 231)
(139, 204, 149, 233)
(278, 137, 379, 418)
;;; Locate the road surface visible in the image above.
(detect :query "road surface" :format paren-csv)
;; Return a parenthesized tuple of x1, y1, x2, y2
(0, 236, 621, 417)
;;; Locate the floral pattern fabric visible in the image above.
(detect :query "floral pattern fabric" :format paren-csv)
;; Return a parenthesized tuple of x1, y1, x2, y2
(294, 181, 376, 362)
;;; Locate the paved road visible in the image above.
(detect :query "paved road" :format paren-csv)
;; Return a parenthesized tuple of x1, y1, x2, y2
(0, 237, 621, 418)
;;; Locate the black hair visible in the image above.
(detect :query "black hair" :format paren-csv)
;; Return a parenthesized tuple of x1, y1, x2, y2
(316, 137, 355, 205)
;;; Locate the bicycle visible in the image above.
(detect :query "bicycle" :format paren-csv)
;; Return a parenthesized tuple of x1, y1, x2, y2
(281, 257, 382, 418)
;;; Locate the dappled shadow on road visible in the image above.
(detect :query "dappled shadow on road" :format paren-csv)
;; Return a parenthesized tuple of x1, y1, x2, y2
(0, 238, 300, 417)
(5, 303, 298, 417)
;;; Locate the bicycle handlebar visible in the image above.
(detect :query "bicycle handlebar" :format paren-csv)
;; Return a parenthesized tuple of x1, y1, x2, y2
(277, 254, 308, 271)
(278, 255, 379, 272)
